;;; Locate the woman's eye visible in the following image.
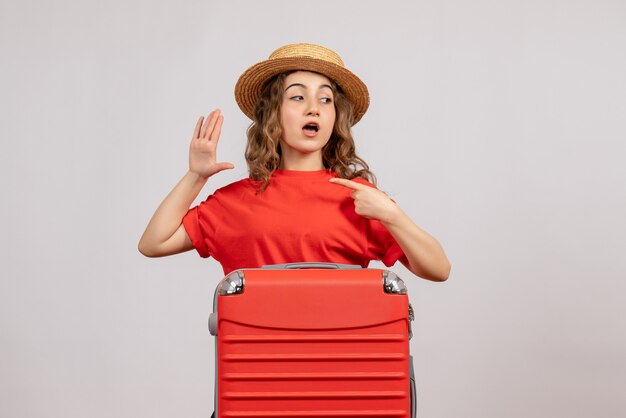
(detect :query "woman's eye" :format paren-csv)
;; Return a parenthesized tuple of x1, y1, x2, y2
(321, 97, 333, 104)
(290, 95, 304, 101)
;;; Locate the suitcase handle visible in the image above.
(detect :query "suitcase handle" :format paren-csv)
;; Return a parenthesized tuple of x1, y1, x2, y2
(261, 262, 361, 270)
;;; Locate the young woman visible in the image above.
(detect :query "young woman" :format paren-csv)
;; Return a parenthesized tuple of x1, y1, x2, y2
(138, 43, 450, 282)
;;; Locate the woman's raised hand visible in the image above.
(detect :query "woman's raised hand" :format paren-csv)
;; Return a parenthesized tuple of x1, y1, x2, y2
(189, 109, 234, 179)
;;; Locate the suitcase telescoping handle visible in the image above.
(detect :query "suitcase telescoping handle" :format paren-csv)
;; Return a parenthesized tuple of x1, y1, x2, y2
(262, 262, 362, 270)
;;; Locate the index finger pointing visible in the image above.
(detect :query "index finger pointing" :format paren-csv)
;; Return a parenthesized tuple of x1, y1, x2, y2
(329, 178, 369, 190)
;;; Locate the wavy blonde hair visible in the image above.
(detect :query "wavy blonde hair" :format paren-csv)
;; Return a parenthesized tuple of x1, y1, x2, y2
(245, 71, 375, 192)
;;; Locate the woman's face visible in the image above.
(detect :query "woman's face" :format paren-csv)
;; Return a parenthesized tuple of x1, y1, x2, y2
(279, 71, 336, 166)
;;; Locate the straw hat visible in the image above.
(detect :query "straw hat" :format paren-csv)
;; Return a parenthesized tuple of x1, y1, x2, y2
(234, 43, 370, 125)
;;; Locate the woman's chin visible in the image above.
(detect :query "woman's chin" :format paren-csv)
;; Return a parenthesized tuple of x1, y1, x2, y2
(281, 137, 330, 156)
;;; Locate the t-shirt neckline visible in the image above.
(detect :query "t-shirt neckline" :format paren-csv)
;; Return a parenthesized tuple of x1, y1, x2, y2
(271, 169, 336, 178)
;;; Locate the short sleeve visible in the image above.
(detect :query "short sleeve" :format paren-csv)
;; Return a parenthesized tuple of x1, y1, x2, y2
(366, 219, 405, 267)
(182, 194, 222, 259)
(350, 177, 404, 267)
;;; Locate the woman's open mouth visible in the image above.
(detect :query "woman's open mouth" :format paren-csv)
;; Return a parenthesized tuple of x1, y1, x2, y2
(302, 122, 320, 137)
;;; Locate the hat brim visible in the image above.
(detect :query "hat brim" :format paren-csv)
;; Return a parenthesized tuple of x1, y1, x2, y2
(235, 57, 370, 125)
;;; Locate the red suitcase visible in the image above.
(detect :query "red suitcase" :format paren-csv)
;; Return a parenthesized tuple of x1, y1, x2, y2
(209, 263, 416, 417)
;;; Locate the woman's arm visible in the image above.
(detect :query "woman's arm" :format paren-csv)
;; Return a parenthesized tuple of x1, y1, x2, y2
(379, 206, 451, 282)
(329, 178, 451, 281)
(138, 109, 233, 257)
(138, 171, 208, 257)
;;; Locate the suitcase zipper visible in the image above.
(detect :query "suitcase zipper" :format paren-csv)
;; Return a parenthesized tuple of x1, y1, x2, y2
(408, 303, 415, 340)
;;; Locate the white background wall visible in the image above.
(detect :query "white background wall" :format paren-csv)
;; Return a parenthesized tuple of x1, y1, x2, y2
(1, 0, 625, 417)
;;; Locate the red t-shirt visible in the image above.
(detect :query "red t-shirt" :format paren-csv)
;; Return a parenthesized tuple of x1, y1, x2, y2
(182, 169, 404, 275)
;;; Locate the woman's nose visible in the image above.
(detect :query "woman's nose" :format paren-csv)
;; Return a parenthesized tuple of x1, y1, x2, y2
(306, 100, 319, 116)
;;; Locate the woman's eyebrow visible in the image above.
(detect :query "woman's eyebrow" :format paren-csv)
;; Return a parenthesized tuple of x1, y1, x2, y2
(285, 83, 334, 92)
(285, 83, 305, 91)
